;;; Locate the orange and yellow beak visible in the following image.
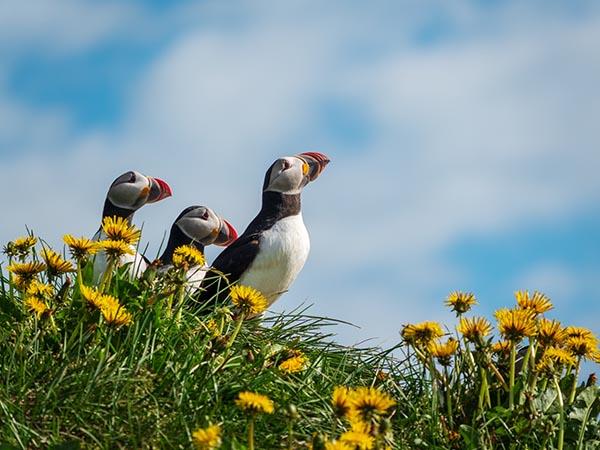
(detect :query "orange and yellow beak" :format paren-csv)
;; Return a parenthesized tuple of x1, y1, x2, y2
(147, 177, 173, 203)
(298, 152, 330, 182)
(214, 219, 238, 246)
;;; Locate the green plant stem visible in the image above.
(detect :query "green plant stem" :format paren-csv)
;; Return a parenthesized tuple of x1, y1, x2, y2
(553, 376, 565, 450)
(478, 367, 490, 413)
(428, 357, 439, 421)
(287, 418, 294, 450)
(462, 337, 477, 373)
(248, 415, 255, 450)
(7, 256, 14, 300)
(568, 357, 581, 405)
(212, 314, 245, 374)
(173, 286, 186, 324)
(99, 258, 116, 293)
(509, 341, 517, 410)
(444, 366, 453, 428)
(486, 358, 509, 391)
(576, 388, 593, 450)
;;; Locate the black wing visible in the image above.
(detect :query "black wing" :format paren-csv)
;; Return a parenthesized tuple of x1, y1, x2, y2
(196, 233, 261, 306)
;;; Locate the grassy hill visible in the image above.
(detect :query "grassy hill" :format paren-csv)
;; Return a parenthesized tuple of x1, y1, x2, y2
(1, 227, 599, 449)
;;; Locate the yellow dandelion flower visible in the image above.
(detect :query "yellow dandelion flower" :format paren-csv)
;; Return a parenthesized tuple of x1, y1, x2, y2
(565, 335, 598, 359)
(491, 340, 512, 356)
(172, 245, 205, 269)
(537, 319, 566, 348)
(7, 261, 46, 281)
(564, 326, 595, 341)
(445, 291, 477, 315)
(495, 308, 536, 341)
(279, 350, 308, 374)
(80, 284, 102, 309)
(339, 430, 374, 450)
(97, 240, 134, 258)
(80, 285, 120, 311)
(234, 391, 274, 414)
(24, 297, 49, 318)
(26, 280, 54, 299)
(492, 340, 512, 356)
(515, 290, 553, 315)
(427, 338, 459, 366)
(12, 275, 35, 291)
(192, 424, 221, 449)
(325, 442, 353, 450)
(349, 387, 395, 421)
(101, 303, 133, 327)
(101, 216, 141, 244)
(205, 319, 220, 337)
(401, 321, 444, 346)
(99, 293, 120, 311)
(63, 234, 99, 260)
(332, 386, 352, 417)
(537, 347, 576, 375)
(457, 316, 492, 343)
(229, 285, 268, 316)
(3, 235, 37, 258)
(41, 249, 74, 276)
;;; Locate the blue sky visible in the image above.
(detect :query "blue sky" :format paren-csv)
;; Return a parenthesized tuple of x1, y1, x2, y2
(1, 1, 599, 357)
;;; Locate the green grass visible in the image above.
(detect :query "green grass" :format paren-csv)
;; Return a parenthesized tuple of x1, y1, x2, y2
(1, 236, 600, 449)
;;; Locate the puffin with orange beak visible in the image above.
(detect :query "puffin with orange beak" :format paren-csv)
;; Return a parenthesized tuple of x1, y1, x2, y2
(198, 152, 330, 310)
(93, 170, 173, 281)
(154, 206, 237, 293)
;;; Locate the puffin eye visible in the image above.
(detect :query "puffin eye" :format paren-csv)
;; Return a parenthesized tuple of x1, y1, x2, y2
(281, 160, 291, 171)
(128, 172, 136, 183)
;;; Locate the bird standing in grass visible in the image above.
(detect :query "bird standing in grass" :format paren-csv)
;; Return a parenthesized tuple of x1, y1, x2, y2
(198, 152, 330, 309)
(93, 170, 172, 281)
(154, 206, 237, 293)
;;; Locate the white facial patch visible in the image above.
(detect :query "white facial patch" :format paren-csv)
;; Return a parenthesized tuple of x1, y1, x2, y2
(177, 213, 219, 243)
(265, 157, 306, 195)
(107, 171, 150, 209)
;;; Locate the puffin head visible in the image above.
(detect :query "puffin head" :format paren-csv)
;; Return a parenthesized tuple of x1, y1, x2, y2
(263, 152, 330, 194)
(106, 170, 173, 212)
(173, 206, 238, 246)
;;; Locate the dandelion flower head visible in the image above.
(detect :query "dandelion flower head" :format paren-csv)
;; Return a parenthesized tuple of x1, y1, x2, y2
(445, 291, 477, 315)
(172, 245, 205, 269)
(234, 391, 274, 414)
(515, 290, 553, 315)
(279, 350, 308, 374)
(401, 321, 444, 346)
(495, 308, 536, 341)
(63, 235, 99, 260)
(25, 297, 49, 318)
(41, 249, 74, 275)
(229, 285, 268, 316)
(457, 317, 492, 343)
(101, 216, 141, 244)
(192, 424, 221, 449)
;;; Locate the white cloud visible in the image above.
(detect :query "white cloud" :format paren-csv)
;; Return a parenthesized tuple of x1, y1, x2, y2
(0, 0, 142, 56)
(1, 1, 599, 344)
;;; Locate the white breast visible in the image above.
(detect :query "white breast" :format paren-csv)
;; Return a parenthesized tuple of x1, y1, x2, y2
(185, 265, 208, 294)
(92, 230, 147, 282)
(238, 214, 310, 306)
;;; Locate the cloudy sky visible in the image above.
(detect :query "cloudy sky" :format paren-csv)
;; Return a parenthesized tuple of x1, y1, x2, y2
(1, 0, 599, 350)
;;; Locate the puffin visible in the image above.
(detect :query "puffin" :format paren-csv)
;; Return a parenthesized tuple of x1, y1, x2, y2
(93, 170, 172, 281)
(155, 205, 238, 293)
(197, 152, 330, 309)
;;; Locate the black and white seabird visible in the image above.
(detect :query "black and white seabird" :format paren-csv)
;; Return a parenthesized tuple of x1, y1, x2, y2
(93, 170, 173, 280)
(198, 152, 330, 308)
(155, 206, 237, 293)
